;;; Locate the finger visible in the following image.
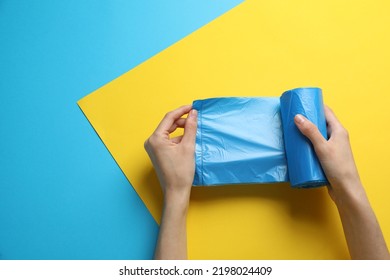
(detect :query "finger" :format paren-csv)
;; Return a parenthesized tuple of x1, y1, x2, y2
(294, 114, 327, 148)
(182, 109, 198, 145)
(155, 105, 192, 134)
(324, 106, 343, 137)
(171, 135, 183, 144)
(175, 118, 186, 128)
(167, 118, 186, 133)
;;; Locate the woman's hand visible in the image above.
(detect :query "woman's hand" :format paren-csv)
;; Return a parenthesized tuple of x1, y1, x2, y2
(294, 106, 362, 204)
(144, 105, 198, 259)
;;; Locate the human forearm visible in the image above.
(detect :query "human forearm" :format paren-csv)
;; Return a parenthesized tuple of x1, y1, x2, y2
(334, 181, 389, 260)
(154, 192, 190, 260)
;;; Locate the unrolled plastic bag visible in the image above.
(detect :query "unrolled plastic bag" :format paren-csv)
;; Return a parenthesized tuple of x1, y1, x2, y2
(192, 87, 328, 188)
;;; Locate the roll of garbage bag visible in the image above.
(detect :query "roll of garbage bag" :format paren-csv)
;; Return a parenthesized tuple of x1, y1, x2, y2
(280, 88, 328, 187)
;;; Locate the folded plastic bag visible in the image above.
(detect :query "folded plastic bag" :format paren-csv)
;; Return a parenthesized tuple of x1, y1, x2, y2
(192, 87, 328, 188)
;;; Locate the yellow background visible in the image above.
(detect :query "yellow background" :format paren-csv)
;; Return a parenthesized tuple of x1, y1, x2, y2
(78, 0, 390, 259)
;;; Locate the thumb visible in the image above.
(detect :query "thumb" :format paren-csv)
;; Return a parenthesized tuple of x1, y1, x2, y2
(294, 114, 327, 149)
(182, 109, 198, 145)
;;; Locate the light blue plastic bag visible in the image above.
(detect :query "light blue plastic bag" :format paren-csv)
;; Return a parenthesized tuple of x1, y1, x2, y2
(192, 87, 328, 188)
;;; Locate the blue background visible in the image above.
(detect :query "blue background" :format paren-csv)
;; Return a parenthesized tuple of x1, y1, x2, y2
(0, 0, 243, 259)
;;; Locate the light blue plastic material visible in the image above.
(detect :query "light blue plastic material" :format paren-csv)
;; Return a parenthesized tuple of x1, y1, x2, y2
(192, 87, 329, 188)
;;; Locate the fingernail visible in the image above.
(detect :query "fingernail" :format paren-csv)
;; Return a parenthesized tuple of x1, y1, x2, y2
(295, 114, 305, 124)
(190, 109, 198, 118)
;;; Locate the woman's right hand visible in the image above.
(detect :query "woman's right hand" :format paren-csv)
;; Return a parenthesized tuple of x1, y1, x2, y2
(294, 106, 363, 205)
